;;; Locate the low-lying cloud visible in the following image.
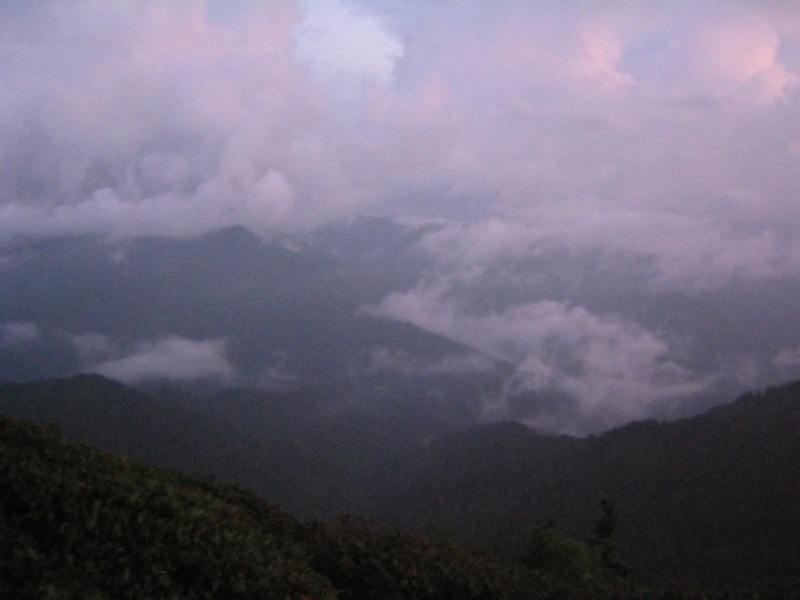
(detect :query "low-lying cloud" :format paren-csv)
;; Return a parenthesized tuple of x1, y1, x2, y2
(414, 214, 800, 295)
(373, 287, 712, 434)
(85, 336, 234, 385)
(0, 322, 40, 347)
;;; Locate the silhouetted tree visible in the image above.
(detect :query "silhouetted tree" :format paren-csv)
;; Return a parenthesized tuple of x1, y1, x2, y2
(587, 497, 630, 580)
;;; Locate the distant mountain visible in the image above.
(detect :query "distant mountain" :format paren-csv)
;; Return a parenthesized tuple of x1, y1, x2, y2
(4, 217, 800, 437)
(302, 214, 444, 291)
(0, 225, 502, 408)
(154, 364, 507, 475)
(359, 381, 800, 590)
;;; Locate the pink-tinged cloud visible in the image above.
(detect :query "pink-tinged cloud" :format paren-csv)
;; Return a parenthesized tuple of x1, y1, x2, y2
(694, 17, 795, 104)
(1, 1, 800, 433)
(2, 1, 800, 244)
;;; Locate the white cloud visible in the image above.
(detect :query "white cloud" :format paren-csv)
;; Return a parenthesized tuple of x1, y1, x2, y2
(694, 17, 795, 104)
(85, 336, 234, 384)
(414, 213, 800, 294)
(295, 0, 404, 87)
(71, 332, 116, 364)
(373, 287, 712, 433)
(2, 1, 800, 247)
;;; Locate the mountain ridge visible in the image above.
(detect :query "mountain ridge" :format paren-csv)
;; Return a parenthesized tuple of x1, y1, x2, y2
(358, 380, 800, 588)
(1, 374, 798, 589)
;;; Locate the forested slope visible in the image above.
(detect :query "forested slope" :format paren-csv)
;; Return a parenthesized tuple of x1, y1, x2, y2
(0, 374, 347, 518)
(365, 382, 800, 589)
(1, 414, 630, 599)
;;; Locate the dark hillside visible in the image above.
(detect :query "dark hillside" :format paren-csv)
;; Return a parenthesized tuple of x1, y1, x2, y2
(0, 374, 347, 518)
(596, 381, 800, 586)
(2, 373, 799, 592)
(0, 414, 592, 599)
(364, 382, 800, 589)
(0, 413, 336, 598)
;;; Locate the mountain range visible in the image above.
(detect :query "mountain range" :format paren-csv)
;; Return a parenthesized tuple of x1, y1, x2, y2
(0, 222, 510, 430)
(6, 217, 798, 436)
(1, 374, 798, 590)
(2, 218, 799, 591)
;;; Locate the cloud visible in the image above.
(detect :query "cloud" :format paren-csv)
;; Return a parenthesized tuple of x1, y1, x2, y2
(2, 1, 800, 430)
(0, 1, 355, 239)
(2, 1, 800, 246)
(363, 346, 496, 377)
(0, 321, 40, 347)
(71, 333, 116, 365)
(85, 336, 235, 384)
(295, 0, 404, 88)
(373, 287, 712, 434)
(694, 16, 794, 104)
(775, 347, 800, 368)
(773, 347, 800, 385)
(413, 214, 800, 294)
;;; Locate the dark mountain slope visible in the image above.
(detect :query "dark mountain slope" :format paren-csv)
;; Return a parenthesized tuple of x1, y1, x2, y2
(363, 382, 800, 589)
(0, 413, 336, 599)
(154, 370, 500, 478)
(0, 374, 347, 517)
(1, 414, 587, 600)
(590, 382, 800, 586)
(3, 372, 798, 591)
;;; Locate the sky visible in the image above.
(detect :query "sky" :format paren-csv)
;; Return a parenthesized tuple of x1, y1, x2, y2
(2, 0, 800, 433)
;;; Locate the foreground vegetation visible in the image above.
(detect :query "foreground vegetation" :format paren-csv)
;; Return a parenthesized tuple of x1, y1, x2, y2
(1, 413, 795, 599)
(0, 414, 591, 598)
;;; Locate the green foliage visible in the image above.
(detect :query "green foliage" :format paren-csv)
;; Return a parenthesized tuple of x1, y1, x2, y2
(3, 378, 799, 600)
(0, 413, 612, 599)
(306, 513, 545, 600)
(520, 512, 632, 599)
(0, 414, 335, 599)
(586, 497, 631, 580)
(522, 520, 593, 580)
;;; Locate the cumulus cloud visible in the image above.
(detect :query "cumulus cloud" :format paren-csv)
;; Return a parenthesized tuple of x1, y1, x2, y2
(1, 1, 799, 246)
(0, 1, 355, 239)
(295, 0, 404, 89)
(85, 336, 234, 384)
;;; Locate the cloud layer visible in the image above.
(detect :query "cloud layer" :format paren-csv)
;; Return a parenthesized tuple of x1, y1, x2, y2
(2, 2, 800, 431)
(2, 2, 799, 243)
(374, 286, 712, 434)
